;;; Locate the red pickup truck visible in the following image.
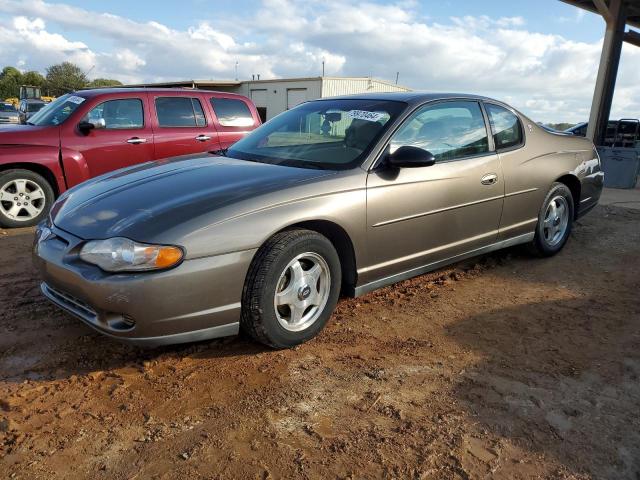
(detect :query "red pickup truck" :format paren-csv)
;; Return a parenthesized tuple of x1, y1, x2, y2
(0, 88, 261, 227)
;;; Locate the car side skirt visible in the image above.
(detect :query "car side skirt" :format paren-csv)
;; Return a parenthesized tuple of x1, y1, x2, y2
(353, 232, 534, 297)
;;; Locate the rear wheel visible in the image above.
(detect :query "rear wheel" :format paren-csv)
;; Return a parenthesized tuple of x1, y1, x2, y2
(528, 182, 574, 257)
(0, 169, 54, 228)
(241, 229, 341, 348)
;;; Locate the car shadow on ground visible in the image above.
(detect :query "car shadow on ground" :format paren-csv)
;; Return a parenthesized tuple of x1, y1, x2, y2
(446, 295, 640, 479)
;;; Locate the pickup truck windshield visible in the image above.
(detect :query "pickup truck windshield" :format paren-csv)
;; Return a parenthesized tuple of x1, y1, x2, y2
(227, 99, 405, 170)
(28, 94, 86, 126)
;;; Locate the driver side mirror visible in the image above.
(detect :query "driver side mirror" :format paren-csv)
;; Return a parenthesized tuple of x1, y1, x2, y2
(78, 118, 106, 134)
(387, 146, 436, 168)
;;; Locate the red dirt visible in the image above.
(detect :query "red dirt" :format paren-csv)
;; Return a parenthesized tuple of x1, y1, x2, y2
(1, 205, 639, 479)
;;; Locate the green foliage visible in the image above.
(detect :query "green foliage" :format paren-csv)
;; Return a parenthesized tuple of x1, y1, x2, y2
(45, 62, 88, 96)
(1, 62, 126, 101)
(0, 66, 23, 99)
(21, 70, 46, 88)
(88, 78, 123, 88)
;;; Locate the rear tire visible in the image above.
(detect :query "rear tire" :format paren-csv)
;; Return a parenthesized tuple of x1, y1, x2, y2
(528, 182, 574, 257)
(241, 229, 341, 349)
(0, 169, 54, 228)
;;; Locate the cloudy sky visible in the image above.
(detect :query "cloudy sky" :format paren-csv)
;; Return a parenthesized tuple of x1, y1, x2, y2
(0, 0, 638, 123)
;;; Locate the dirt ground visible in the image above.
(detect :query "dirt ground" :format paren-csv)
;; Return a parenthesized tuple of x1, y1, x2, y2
(1, 204, 639, 480)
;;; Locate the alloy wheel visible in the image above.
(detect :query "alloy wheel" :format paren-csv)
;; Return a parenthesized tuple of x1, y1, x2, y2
(542, 195, 569, 247)
(273, 252, 331, 332)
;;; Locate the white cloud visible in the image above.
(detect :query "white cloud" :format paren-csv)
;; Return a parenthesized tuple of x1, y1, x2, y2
(0, 0, 637, 123)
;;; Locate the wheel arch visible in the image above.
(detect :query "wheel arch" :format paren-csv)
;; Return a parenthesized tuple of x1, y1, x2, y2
(0, 163, 60, 196)
(275, 219, 358, 297)
(555, 174, 581, 219)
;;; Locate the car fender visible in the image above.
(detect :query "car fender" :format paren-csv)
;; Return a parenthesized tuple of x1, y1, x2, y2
(59, 146, 91, 189)
(0, 145, 66, 194)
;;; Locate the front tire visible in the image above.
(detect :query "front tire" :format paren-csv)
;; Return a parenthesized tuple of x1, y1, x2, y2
(528, 182, 574, 257)
(0, 169, 54, 228)
(241, 229, 341, 348)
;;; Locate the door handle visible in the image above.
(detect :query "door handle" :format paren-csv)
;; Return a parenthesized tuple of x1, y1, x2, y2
(481, 173, 498, 185)
(127, 137, 147, 144)
(195, 135, 211, 142)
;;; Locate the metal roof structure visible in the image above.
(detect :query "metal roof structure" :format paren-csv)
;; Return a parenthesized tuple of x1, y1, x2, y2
(560, 0, 640, 145)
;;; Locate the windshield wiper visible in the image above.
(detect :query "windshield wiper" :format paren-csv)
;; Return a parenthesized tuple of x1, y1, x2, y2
(26, 121, 35, 126)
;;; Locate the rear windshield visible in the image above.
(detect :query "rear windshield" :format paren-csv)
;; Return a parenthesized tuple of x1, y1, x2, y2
(27, 103, 46, 113)
(227, 99, 405, 170)
(28, 94, 86, 126)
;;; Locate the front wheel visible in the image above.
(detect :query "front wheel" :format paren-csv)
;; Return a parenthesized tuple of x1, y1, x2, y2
(241, 229, 341, 348)
(0, 169, 55, 228)
(528, 182, 574, 257)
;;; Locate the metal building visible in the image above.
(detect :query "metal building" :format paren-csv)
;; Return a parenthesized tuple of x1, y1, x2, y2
(124, 76, 411, 122)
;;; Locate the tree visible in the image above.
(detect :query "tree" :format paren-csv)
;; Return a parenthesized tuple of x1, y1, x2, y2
(22, 70, 46, 87)
(0, 66, 23, 99)
(88, 78, 123, 88)
(45, 62, 88, 96)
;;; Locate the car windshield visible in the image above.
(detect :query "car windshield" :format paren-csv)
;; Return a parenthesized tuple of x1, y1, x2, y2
(28, 94, 86, 126)
(0, 104, 16, 112)
(227, 99, 405, 170)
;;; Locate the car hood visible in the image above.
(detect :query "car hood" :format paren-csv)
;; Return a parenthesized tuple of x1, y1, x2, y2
(52, 154, 336, 241)
(0, 124, 59, 146)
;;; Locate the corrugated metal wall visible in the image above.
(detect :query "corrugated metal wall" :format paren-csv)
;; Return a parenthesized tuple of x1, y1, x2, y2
(234, 79, 322, 121)
(227, 77, 410, 120)
(321, 78, 410, 97)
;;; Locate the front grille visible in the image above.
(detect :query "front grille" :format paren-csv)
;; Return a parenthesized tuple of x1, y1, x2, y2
(42, 283, 97, 321)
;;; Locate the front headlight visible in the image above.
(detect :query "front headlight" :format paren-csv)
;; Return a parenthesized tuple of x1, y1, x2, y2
(79, 237, 183, 272)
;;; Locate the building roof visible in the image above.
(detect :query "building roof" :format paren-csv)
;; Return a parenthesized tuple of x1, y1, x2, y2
(122, 76, 411, 90)
(560, 0, 640, 29)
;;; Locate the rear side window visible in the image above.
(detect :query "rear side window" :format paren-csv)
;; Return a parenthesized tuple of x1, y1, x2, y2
(485, 103, 523, 150)
(85, 99, 144, 129)
(210, 98, 254, 127)
(156, 97, 207, 127)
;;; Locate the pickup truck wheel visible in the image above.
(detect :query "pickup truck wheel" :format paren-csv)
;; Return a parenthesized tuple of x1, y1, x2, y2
(241, 229, 341, 349)
(0, 169, 54, 228)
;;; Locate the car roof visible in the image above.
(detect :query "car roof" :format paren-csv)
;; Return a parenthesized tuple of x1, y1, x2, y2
(318, 91, 499, 105)
(76, 87, 248, 98)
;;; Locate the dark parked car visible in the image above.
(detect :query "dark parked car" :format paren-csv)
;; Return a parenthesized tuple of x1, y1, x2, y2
(18, 98, 47, 124)
(0, 102, 19, 124)
(0, 88, 261, 227)
(34, 92, 603, 349)
(565, 119, 639, 147)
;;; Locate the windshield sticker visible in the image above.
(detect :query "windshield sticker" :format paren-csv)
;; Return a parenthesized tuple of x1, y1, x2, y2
(67, 95, 86, 105)
(347, 110, 385, 122)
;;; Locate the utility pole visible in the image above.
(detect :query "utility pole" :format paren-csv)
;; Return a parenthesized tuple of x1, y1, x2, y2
(235, 61, 238, 81)
(322, 57, 325, 76)
(395, 71, 399, 84)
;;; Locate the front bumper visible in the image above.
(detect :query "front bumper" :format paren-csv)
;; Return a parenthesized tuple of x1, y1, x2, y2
(33, 224, 256, 346)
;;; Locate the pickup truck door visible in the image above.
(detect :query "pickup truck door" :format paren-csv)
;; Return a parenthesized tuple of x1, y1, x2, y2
(204, 95, 261, 149)
(150, 93, 221, 159)
(62, 95, 155, 179)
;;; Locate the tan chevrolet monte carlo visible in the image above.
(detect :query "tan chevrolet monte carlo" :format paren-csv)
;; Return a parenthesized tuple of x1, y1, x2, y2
(33, 93, 604, 348)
